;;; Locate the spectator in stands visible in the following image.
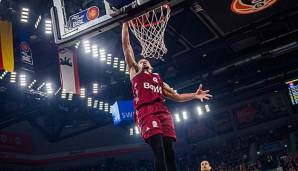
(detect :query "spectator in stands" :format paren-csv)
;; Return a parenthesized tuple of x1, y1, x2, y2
(200, 160, 212, 171)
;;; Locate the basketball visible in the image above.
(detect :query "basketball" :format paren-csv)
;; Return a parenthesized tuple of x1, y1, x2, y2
(87, 6, 100, 21)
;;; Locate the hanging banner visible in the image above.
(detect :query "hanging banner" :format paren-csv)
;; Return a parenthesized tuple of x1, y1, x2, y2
(111, 100, 134, 125)
(19, 41, 33, 66)
(0, 21, 14, 72)
(58, 48, 80, 94)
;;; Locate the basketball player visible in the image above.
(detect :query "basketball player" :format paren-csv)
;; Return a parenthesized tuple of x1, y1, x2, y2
(122, 23, 212, 171)
(201, 161, 212, 171)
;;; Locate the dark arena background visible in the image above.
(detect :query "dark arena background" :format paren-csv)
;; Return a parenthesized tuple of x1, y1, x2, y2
(0, 0, 298, 170)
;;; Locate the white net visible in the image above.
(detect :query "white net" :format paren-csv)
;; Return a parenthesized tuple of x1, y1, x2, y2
(128, 5, 171, 60)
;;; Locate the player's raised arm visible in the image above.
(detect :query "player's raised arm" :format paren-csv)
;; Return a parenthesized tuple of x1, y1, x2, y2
(122, 23, 139, 76)
(163, 83, 212, 102)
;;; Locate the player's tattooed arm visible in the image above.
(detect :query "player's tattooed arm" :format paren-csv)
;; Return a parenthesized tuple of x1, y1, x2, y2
(163, 83, 212, 102)
(122, 23, 139, 76)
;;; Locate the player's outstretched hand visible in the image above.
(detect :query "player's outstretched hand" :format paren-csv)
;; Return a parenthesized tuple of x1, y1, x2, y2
(195, 84, 212, 102)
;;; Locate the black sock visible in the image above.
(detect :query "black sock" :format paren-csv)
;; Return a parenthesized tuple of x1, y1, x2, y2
(146, 134, 168, 171)
(163, 137, 177, 171)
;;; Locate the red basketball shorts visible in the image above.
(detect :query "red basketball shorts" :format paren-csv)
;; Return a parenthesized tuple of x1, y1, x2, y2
(136, 104, 176, 141)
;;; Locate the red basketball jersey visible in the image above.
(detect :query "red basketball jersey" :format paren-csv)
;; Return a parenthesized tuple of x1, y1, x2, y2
(131, 69, 167, 111)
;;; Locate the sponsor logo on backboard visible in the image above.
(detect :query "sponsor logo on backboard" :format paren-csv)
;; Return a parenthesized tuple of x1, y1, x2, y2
(69, 6, 100, 28)
(87, 6, 100, 20)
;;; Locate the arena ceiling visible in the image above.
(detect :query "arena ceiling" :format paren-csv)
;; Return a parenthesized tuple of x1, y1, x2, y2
(0, 0, 298, 141)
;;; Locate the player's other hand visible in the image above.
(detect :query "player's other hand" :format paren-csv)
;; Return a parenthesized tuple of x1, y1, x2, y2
(195, 84, 212, 102)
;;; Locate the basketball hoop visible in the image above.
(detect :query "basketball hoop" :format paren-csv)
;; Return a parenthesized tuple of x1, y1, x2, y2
(128, 4, 171, 60)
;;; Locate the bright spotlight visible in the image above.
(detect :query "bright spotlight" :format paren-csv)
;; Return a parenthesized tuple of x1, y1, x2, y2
(197, 106, 203, 116)
(46, 82, 53, 94)
(99, 101, 103, 110)
(125, 66, 129, 75)
(80, 88, 86, 98)
(93, 100, 98, 108)
(0, 71, 7, 80)
(20, 8, 29, 23)
(34, 15, 41, 28)
(92, 45, 98, 58)
(174, 114, 181, 122)
(22, 8, 29, 12)
(45, 20, 52, 34)
(67, 93, 73, 101)
(99, 49, 106, 61)
(28, 79, 36, 89)
(83, 40, 91, 53)
(19, 74, 27, 87)
(135, 126, 140, 135)
(87, 97, 92, 107)
(130, 128, 134, 136)
(37, 82, 45, 91)
(107, 54, 112, 65)
(10, 72, 16, 83)
(119, 60, 125, 72)
(104, 103, 109, 112)
(75, 41, 80, 49)
(113, 57, 119, 68)
(205, 104, 210, 112)
(93, 83, 98, 94)
(182, 111, 188, 120)
(61, 90, 66, 99)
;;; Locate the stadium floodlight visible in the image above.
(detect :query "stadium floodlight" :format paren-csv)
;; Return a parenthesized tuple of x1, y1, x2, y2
(93, 83, 98, 94)
(61, 90, 66, 99)
(80, 88, 85, 98)
(119, 60, 125, 72)
(197, 106, 203, 116)
(174, 114, 181, 122)
(34, 15, 41, 28)
(99, 49, 106, 61)
(45, 20, 52, 34)
(19, 74, 26, 87)
(28, 79, 36, 89)
(182, 111, 188, 120)
(113, 57, 119, 68)
(20, 8, 29, 23)
(10, 72, 16, 83)
(67, 93, 73, 101)
(92, 45, 98, 58)
(93, 100, 98, 108)
(0, 71, 7, 80)
(54, 87, 61, 95)
(75, 41, 80, 49)
(37, 82, 45, 91)
(135, 126, 140, 135)
(83, 40, 91, 53)
(106, 54, 112, 65)
(205, 104, 210, 112)
(99, 101, 103, 110)
(130, 128, 134, 136)
(87, 97, 92, 107)
(125, 66, 129, 75)
(46, 82, 53, 94)
(104, 103, 109, 112)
